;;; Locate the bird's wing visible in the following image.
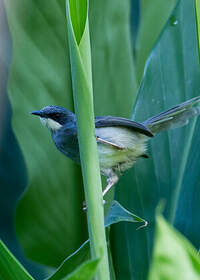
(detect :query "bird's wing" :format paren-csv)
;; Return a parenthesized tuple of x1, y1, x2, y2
(95, 116, 153, 137)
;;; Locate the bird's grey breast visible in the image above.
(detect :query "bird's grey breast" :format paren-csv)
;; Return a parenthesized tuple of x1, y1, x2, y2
(52, 124, 80, 164)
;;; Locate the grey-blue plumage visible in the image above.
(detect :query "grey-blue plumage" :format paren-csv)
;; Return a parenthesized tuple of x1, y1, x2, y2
(31, 96, 200, 197)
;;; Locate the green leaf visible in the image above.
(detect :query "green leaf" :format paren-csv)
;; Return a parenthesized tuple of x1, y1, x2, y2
(47, 241, 90, 280)
(135, 0, 179, 81)
(48, 200, 144, 279)
(68, 0, 87, 44)
(111, 0, 200, 279)
(5, 0, 136, 268)
(148, 215, 200, 280)
(46, 242, 99, 280)
(61, 259, 99, 280)
(89, 0, 137, 116)
(0, 240, 34, 280)
(47, 249, 99, 280)
(105, 200, 147, 228)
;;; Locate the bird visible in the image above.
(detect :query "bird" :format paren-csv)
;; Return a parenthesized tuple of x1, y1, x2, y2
(31, 96, 200, 201)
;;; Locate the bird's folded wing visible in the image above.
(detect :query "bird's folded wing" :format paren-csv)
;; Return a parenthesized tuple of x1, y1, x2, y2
(95, 116, 153, 137)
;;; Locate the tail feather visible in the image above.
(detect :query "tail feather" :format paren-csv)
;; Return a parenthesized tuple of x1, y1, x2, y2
(142, 96, 200, 134)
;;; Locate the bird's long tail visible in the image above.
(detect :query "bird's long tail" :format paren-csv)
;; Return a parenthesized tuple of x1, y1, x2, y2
(142, 96, 200, 134)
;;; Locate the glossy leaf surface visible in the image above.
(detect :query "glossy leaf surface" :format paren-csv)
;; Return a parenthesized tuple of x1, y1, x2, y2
(111, 0, 200, 279)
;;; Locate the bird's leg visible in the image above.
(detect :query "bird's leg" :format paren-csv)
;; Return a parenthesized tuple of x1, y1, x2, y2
(83, 173, 118, 211)
(102, 175, 119, 197)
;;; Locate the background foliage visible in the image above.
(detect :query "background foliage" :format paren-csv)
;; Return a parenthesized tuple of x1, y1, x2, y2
(1, 0, 200, 279)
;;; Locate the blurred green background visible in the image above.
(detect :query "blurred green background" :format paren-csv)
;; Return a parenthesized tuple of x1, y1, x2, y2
(1, 0, 200, 279)
(0, 1, 46, 278)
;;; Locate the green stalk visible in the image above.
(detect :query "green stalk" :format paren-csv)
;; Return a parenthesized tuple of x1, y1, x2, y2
(65, 1, 110, 279)
(195, 0, 200, 61)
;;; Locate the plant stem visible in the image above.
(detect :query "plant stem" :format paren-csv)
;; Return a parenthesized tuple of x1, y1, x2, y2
(66, 1, 110, 279)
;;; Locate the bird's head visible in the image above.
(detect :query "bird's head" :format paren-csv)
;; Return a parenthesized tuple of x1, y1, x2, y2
(31, 105, 75, 131)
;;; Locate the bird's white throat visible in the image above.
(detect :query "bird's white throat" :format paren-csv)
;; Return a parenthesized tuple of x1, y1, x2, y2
(40, 117, 62, 131)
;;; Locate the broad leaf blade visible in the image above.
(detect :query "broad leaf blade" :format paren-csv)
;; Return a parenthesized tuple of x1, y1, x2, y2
(135, 0, 179, 81)
(111, 0, 200, 279)
(0, 240, 34, 280)
(148, 216, 200, 280)
(89, 0, 137, 116)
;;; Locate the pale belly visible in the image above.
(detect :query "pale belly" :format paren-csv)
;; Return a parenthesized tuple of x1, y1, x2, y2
(96, 127, 148, 172)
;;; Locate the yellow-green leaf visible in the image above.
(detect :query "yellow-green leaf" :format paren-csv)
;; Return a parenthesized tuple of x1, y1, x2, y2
(148, 216, 200, 280)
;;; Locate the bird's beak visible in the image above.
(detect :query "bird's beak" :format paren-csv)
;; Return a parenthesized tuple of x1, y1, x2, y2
(30, 110, 42, 116)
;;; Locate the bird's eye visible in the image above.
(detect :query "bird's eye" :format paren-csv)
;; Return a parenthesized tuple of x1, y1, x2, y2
(48, 112, 60, 119)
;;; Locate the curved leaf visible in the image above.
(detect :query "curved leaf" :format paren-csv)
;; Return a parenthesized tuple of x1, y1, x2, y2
(105, 200, 147, 228)
(69, 0, 87, 44)
(47, 241, 90, 280)
(0, 238, 98, 280)
(0, 240, 34, 280)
